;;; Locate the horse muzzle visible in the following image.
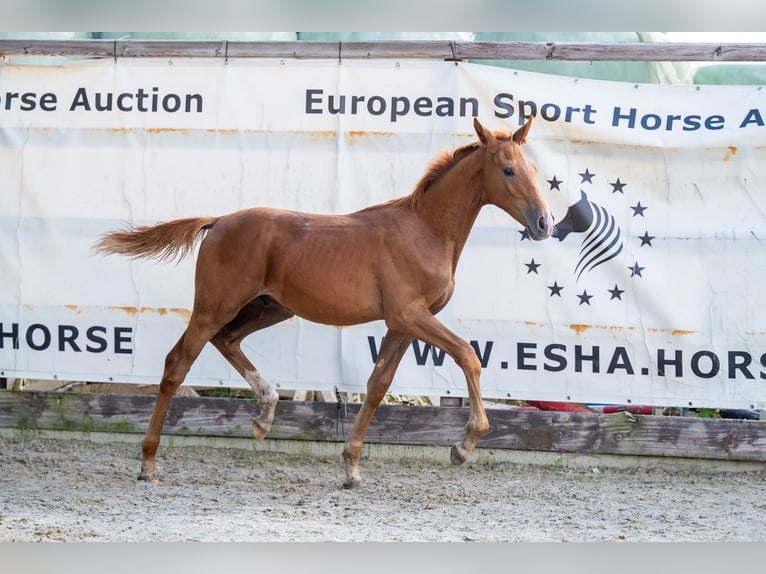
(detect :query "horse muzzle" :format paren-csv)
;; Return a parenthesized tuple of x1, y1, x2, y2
(527, 211, 554, 241)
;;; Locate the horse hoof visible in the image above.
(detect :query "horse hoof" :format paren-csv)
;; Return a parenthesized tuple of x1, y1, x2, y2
(137, 470, 159, 484)
(450, 444, 468, 466)
(252, 420, 269, 440)
(343, 477, 361, 489)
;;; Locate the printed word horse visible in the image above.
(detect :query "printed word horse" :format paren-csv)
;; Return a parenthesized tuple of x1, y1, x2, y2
(95, 117, 553, 488)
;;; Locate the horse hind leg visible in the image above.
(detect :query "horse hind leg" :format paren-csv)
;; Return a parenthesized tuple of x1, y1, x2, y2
(210, 295, 294, 439)
(139, 319, 220, 483)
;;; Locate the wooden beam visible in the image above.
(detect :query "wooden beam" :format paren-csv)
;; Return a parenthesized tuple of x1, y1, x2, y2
(1, 390, 764, 463)
(1, 40, 766, 62)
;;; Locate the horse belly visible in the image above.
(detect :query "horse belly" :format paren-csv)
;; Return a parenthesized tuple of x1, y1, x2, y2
(275, 256, 383, 326)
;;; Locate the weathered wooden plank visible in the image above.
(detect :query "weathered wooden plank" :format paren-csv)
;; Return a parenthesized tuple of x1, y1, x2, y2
(480, 410, 766, 461)
(454, 41, 766, 62)
(1, 391, 764, 463)
(1, 40, 766, 62)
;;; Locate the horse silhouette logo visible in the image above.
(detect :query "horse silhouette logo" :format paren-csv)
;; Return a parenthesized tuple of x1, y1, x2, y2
(553, 191, 623, 281)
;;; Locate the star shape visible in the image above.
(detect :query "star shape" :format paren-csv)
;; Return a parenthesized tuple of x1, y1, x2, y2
(518, 229, 531, 241)
(525, 259, 541, 274)
(548, 281, 564, 297)
(547, 175, 563, 191)
(631, 202, 648, 217)
(577, 290, 593, 305)
(610, 178, 627, 194)
(638, 231, 655, 247)
(579, 169, 595, 184)
(608, 284, 625, 300)
(628, 262, 645, 277)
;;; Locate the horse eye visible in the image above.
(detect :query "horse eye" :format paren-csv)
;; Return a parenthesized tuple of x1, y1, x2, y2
(503, 166, 515, 176)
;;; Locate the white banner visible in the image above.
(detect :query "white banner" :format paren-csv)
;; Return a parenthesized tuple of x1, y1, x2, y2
(1, 58, 765, 409)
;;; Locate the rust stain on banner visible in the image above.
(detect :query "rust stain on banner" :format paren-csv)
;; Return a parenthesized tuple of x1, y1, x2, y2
(566, 323, 639, 335)
(568, 324, 692, 337)
(644, 327, 698, 337)
(669, 329, 696, 336)
(345, 130, 396, 145)
(307, 130, 338, 142)
(569, 324, 591, 335)
(128, 306, 192, 322)
(63, 304, 191, 323)
(145, 127, 190, 135)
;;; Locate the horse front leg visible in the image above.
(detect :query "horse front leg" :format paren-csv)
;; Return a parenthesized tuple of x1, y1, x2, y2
(442, 341, 489, 466)
(391, 306, 489, 466)
(342, 329, 411, 489)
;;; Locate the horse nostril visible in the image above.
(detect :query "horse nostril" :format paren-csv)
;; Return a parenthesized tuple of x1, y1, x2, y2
(538, 215, 548, 231)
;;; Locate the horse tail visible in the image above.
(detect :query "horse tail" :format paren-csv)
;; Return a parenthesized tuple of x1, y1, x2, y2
(93, 216, 220, 262)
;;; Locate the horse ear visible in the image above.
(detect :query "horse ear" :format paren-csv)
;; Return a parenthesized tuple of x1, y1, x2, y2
(512, 116, 534, 145)
(473, 117, 496, 146)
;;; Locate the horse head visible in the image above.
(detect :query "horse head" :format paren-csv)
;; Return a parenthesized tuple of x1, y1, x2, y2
(474, 117, 553, 241)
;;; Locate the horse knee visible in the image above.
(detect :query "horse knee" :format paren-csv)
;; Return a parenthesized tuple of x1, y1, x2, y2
(455, 346, 482, 379)
(364, 375, 391, 405)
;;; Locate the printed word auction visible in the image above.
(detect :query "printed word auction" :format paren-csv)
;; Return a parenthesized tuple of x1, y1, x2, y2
(0, 87, 203, 113)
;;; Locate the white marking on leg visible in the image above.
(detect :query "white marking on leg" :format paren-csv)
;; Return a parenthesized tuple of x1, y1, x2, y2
(245, 369, 279, 436)
(244, 369, 278, 404)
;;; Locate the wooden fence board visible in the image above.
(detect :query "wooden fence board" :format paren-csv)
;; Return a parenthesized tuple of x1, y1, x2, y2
(1, 40, 766, 62)
(1, 391, 764, 463)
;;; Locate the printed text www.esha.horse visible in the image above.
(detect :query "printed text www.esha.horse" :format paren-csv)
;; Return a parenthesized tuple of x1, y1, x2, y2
(94, 117, 553, 488)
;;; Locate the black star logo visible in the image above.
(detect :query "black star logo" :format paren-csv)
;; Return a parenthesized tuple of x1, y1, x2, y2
(628, 262, 645, 277)
(608, 284, 625, 300)
(638, 231, 655, 247)
(577, 290, 593, 305)
(631, 202, 648, 217)
(519, 229, 531, 241)
(579, 169, 595, 184)
(610, 178, 627, 194)
(525, 259, 541, 274)
(547, 175, 563, 191)
(548, 281, 564, 297)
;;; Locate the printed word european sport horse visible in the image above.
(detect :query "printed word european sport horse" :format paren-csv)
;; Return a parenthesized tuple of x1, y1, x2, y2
(94, 117, 553, 488)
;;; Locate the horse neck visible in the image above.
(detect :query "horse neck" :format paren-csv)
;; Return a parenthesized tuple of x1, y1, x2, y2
(411, 148, 486, 249)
